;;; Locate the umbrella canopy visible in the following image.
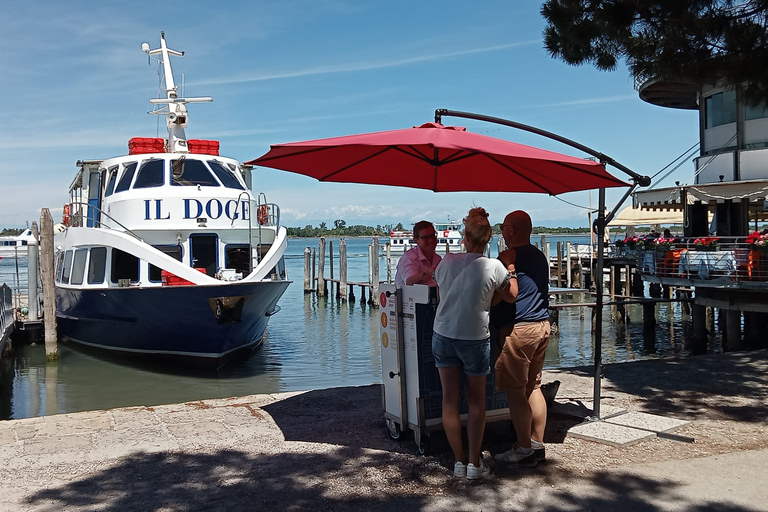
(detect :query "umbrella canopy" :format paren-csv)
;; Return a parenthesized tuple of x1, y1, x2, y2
(248, 123, 628, 195)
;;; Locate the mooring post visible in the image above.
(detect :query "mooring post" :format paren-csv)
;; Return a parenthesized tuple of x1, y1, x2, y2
(566, 242, 572, 287)
(691, 303, 707, 354)
(556, 242, 563, 287)
(386, 243, 392, 283)
(371, 237, 380, 306)
(317, 237, 326, 297)
(40, 209, 57, 359)
(725, 310, 742, 352)
(312, 247, 316, 291)
(329, 240, 334, 298)
(303, 247, 312, 293)
(339, 238, 348, 300)
(27, 222, 40, 320)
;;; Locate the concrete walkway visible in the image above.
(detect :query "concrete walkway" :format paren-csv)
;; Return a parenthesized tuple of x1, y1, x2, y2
(1, 350, 767, 511)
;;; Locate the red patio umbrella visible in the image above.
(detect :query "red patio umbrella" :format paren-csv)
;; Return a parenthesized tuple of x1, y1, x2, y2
(247, 122, 628, 194)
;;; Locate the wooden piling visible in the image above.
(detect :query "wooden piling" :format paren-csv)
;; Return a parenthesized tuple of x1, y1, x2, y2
(28, 222, 40, 320)
(312, 247, 316, 290)
(303, 247, 312, 292)
(566, 242, 572, 287)
(691, 303, 707, 354)
(40, 209, 57, 359)
(385, 243, 391, 283)
(556, 242, 563, 287)
(725, 310, 742, 352)
(317, 237, 326, 297)
(371, 237, 380, 306)
(329, 240, 334, 298)
(339, 238, 348, 300)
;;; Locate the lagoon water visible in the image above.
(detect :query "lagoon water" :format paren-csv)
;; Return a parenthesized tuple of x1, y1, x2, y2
(0, 235, 695, 420)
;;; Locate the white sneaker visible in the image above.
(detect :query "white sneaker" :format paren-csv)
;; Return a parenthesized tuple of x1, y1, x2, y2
(453, 461, 467, 477)
(466, 460, 490, 480)
(494, 446, 538, 467)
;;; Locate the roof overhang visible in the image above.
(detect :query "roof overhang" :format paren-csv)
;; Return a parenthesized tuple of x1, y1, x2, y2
(635, 179, 768, 209)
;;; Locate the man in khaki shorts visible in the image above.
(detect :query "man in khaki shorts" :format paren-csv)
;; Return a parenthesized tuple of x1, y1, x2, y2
(491, 210, 551, 467)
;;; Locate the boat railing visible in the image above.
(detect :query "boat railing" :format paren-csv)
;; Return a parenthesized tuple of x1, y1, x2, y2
(67, 202, 144, 242)
(1, 284, 14, 342)
(618, 236, 768, 284)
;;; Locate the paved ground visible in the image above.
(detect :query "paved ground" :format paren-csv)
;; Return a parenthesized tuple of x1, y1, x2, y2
(1, 350, 767, 511)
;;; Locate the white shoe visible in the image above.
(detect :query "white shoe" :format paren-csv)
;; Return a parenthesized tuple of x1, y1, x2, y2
(454, 461, 467, 477)
(466, 460, 490, 480)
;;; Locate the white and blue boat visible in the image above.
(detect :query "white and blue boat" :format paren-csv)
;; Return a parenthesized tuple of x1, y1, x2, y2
(53, 33, 290, 367)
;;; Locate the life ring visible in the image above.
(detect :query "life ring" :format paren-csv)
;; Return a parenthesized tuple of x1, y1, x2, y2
(257, 204, 269, 225)
(63, 204, 71, 226)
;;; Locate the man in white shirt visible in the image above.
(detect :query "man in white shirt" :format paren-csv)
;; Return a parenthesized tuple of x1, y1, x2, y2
(394, 221, 441, 287)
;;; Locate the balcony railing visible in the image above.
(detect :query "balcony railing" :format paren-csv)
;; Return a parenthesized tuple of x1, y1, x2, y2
(615, 238, 768, 283)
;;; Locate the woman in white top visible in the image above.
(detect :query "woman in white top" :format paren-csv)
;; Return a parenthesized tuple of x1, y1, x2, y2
(432, 207, 518, 480)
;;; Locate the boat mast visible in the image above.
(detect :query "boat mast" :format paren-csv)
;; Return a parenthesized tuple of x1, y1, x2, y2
(142, 32, 212, 153)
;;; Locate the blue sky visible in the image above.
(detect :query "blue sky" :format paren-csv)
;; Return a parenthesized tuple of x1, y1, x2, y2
(0, 0, 699, 229)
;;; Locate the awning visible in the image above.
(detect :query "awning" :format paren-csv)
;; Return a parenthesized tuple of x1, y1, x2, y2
(608, 206, 683, 226)
(634, 179, 768, 210)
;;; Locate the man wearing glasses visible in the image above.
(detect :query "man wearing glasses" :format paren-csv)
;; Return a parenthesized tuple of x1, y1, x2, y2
(394, 220, 442, 287)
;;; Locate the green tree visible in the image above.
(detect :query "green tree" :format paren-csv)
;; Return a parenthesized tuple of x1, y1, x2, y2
(394, 222, 404, 231)
(541, 0, 768, 105)
(333, 219, 346, 230)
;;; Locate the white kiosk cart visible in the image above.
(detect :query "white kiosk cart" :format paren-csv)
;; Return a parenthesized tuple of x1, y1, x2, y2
(380, 283, 512, 454)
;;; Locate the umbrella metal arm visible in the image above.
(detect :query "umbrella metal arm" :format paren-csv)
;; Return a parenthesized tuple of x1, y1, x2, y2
(435, 108, 649, 420)
(434, 109, 652, 188)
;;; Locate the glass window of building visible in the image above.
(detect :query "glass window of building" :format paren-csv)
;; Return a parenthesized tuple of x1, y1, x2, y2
(705, 90, 737, 128)
(133, 159, 165, 188)
(87, 247, 107, 284)
(170, 158, 220, 187)
(746, 101, 768, 121)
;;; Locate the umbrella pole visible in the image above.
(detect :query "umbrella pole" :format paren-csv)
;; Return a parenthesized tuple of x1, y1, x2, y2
(592, 188, 606, 419)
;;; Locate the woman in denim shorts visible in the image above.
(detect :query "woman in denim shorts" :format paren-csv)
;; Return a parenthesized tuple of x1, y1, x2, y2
(431, 207, 518, 480)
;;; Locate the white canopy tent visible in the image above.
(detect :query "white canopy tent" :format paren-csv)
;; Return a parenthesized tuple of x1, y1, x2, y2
(608, 206, 683, 227)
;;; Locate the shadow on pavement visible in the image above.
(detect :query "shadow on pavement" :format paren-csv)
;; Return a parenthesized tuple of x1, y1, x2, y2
(23, 447, 760, 512)
(602, 349, 768, 422)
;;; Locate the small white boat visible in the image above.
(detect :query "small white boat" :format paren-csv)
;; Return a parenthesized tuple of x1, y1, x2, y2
(53, 33, 290, 368)
(0, 229, 36, 257)
(383, 220, 463, 255)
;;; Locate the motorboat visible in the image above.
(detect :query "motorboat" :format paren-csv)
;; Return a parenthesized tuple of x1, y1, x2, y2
(383, 220, 463, 255)
(0, 229, 36, 257)
(53, 33, 290, 368)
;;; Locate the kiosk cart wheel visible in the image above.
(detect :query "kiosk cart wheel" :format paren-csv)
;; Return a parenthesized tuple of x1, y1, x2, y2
(386, 419, 402, 440)
(414, 430, 432, 456)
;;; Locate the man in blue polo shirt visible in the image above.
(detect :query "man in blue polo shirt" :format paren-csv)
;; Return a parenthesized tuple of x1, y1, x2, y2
(491, 210, 551, 468)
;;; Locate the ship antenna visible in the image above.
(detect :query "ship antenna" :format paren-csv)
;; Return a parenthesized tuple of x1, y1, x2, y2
(141, 32, 212, 153)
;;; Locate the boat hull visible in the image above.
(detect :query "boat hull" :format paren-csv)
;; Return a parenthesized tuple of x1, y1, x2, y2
(55, 280, 290, 367)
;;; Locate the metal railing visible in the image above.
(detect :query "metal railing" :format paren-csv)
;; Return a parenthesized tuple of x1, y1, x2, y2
(1, 284, 14, 341)
(0, 249, 30, 309)
(616, 238, 768, 283)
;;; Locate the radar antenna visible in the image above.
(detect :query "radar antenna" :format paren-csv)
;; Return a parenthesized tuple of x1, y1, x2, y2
(141, 32, 212, 153)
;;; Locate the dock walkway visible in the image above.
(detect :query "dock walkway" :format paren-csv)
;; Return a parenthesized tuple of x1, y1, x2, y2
(1, 350, 766, 511)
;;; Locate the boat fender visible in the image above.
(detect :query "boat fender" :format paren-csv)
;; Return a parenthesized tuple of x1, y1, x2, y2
(63, 204, 71, 226)
(257, 204, 269, 225)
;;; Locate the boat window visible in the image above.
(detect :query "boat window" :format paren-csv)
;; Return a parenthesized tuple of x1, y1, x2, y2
(104, 166, 119, 197)
(70, 249, 88, 285)
(208, 161, 245, 190)
(225, 244, 250, 275)
(133, 159, 165, 188)
(170, 158, 219, 187)
(114, 162, 138, 193)
(148, 245, 183, 282)
(87, 247, 107, 284)
(55, 252, 65, 282)
(61, 250, 74, 284)
(111, 248, 139, 283)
